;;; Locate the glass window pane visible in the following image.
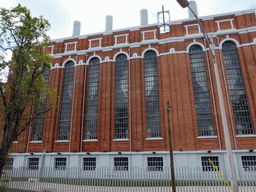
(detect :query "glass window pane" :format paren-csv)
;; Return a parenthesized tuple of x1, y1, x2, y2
(28, 158, 39, 170)
(83, 158, 96, 170)
(201, 156, 219, 171)
(189, 45, 215, 136)
(114, 54, 129, 139)
(57, 61, 74, 140)
(114, 157, 128, 171)
(85, 58, 100, 139)
(32, 70, 50, 141)
(241, 156, 256, 171)
(147, 157, 163, 171)
(55, 158, 67, 170)
(222, 41, 254, 135)
(144, 51, 161, 138)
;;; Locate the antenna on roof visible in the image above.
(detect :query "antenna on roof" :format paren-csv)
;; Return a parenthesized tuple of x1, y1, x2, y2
(157, 6, 170, 33)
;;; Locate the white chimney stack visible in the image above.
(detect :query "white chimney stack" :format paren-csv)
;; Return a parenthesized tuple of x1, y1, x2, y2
(188, 1, 198, 18)
(140, 9, 148, 25)
(105, 15, 113, 31)
(72, 21, 81, 37)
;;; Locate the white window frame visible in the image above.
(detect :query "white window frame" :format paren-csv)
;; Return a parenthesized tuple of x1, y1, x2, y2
(147, 157, 164, 171)
(48, 45, 55, 55)
(114, 157, 129, 171)
(184, 23, 201, 35)
(88, 38, 102, 49)
(4, 158, 14, 170)
(141, 30, 157, 41)
(114, 34, 129, 45)
(64, 42, 78, 52)
(54, 157, 67, 170)
(201, 156, 219, 172)
(83, 157, 97, 171)
(215, 19, 235, 31)
(27, 157, 40, 170)
(241, 155, 256, 171)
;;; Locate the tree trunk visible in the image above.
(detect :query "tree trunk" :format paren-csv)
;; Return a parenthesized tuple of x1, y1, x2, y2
(0, 138, 11, 180)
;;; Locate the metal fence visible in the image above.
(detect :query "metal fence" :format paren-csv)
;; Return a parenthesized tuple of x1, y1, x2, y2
(1, 166, 255, 192)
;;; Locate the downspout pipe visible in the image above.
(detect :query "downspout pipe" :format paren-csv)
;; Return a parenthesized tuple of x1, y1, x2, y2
(80, 53, 88, 152)
(69, 55, 78, 152)
(203, 39, 222, 150)
(216, 37, 237, 150)
(128, 48, 132, 152)
(39, 152, 45, 177)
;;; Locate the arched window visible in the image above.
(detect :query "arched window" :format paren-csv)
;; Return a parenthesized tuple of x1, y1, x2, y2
(114, 54, 128, 139)
(85, 57, 100, 139)
(57, 61, 75, 140)
(144, 51, 161, 138)
(189, 45, 214, 136)
(222, 41, 254, 135)
(32, 69, 50, 141)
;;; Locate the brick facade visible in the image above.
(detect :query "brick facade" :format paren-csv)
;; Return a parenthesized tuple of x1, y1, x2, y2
(11, 9, 256, 156)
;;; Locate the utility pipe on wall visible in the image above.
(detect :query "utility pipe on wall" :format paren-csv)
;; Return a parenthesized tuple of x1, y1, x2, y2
(80, 53, 88, 152)
(69, 55, 78, 153)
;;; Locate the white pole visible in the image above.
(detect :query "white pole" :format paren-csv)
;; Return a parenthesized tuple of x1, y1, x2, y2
(187, 5, 239, 192)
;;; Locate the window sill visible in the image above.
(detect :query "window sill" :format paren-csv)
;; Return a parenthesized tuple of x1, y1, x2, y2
(83, 139, 98, 142)
(145, 137, 163, 141)
(55, 140, 70, 143)
(112, 139, 129, 142)
(12, 141, 18, 144)
(30, 141, 43, 143)
(236, 134, 256, 138)
(197, 136, 217, 139)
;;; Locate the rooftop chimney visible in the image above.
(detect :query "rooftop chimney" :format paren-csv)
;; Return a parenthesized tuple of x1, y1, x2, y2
(188, 1, 198, 18)
(140, 9, 148, 25)
(72, 21, 81, 36)
(105, 15, 113, 31)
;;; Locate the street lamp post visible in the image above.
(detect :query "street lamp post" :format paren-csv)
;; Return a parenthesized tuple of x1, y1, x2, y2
(176, 1, 238, 191)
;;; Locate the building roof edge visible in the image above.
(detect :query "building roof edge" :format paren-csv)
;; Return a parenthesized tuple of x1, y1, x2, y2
(51, 9, 255, 43)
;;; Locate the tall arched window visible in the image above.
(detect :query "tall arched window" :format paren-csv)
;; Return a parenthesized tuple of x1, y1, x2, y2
(85, 57, 100, 139)
(144, 51, 161, 138)
(114, 54, 128, 139)
(57, 61, 75, 140)
(32, 69, 50, 141)
(189, 45, 214, 136)
(222, 41, 254, 135)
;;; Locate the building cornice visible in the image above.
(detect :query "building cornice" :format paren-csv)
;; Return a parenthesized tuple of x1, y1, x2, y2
(51, 9, 255, 43)
(49, 26, 256, 61)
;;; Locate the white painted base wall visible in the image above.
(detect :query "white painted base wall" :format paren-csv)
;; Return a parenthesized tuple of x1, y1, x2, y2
(8, 150, 255, 176)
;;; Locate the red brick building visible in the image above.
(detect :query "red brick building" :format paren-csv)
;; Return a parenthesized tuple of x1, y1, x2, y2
(8, 5, 256, 172)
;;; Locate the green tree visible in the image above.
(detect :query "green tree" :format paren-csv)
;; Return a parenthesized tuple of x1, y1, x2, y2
(0, 4, 57, 177)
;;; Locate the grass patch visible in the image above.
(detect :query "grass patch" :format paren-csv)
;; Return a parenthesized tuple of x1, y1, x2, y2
(3, 189, 35, 192)
(38, 178, 237, 187)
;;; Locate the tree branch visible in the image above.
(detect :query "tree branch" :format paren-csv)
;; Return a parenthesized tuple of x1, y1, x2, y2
(0, 83, 6, 108)
(14, 106, 51, 138)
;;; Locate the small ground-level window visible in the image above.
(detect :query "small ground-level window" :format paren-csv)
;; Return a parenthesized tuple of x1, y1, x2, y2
(148, 157, 163, 171)
(4, 158, 14, 170)
(241, 156, 256, 171)
(28, 158, 39, 170)
(55, 158, 67, 170)
(201, 156, 219, 171)
(83, 158, 96, 171)
(114, 157, 128, 171)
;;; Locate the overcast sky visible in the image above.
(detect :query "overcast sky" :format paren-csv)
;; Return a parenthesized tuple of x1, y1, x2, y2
(2, 0, 256, 39)
(1, 0, 256, 81)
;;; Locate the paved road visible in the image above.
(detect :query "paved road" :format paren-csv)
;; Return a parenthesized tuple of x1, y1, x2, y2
(3, 181, 256, 192)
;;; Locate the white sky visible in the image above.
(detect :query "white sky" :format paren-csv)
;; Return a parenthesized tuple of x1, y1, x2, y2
(1, 0, 256, 40)
(1, 0, 256, 82)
